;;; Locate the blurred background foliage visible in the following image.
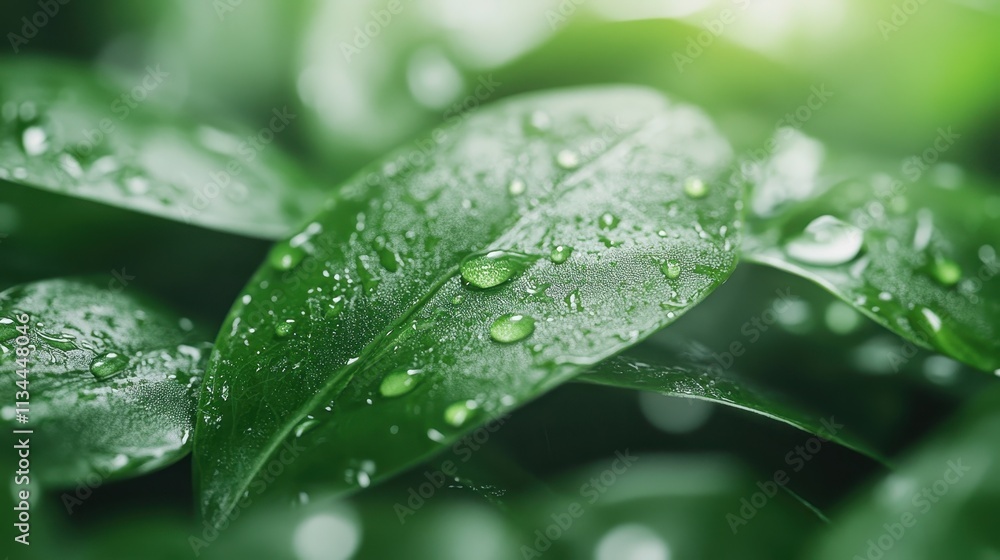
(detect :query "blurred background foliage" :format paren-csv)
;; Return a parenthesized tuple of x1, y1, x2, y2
(1, 0, 998, 558)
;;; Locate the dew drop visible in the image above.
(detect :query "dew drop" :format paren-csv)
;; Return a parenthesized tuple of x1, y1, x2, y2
(489, 314, 536, 343)
(0, 318, 17, 341)
(269, 241, 306, 271)
(660, 260, 681, 280)
(508, 179, 526, 195)
(275, 319, 296, 338)
(39, 331, 77, 351)
(294, 419, 318, 438)
(326, 295, 346, 318)
(460, 250, 535, 289)
(90, 351, 129, 380)
(929, 257, 962, 287)
(564, 290, 584, 312)
(556, 150, 580, 170)
(21, 126, 49, 156)
(683, 176, 708, 198)
(598, 212, 619, 230)
(550, 245, 573, 264)
(785, 215, 863, 266)
(444, 400, 478, 427)
(379, 369, 423, 398)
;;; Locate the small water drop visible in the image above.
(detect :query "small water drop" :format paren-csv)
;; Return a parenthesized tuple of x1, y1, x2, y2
(275, 319, 296, 338)
(550, 245, 573, 264)
(683, 176, 708, 198)
(444, 400, 478, 427)
(0, 318, 17, 341)
(21, 126, 49, 156)
(508, 179, 526, 195)
(598, 212, 619, 230)
(528, 111, 551, 131)
(294, 419, 318, 438)
(39, 331, 77, 351)
(489, 314, 536, 343)
(379, 369, 423, 398)
(326, 295, 346, 318)
(564, 290, 584, 312)
(556, 150, 580, 170)
(929, 257, 962, 286)
(269, 241, 306, 271)
(460, 250, 535, 289)
(90, 351, 129, 380)
(785, 215, 863, 266)
(660, 260, 681, 280)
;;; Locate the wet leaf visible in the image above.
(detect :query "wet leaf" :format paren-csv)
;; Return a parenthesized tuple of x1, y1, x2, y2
(194, 86, 741, 525)
(0, 58, 321, 239)
(578, 348, 886, 463)
(742, 130, 1000, 373)
(0, 278, 210, 486)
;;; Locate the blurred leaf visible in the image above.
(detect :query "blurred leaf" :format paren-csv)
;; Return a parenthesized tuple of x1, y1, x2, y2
(0, 57, 321, 239)
(743, 130, 1000, 373)
(194, 86, 740, 526)
(0, 278, 209, 486)
(579, 350, 887, 463)
(812, 385, 1000, 559)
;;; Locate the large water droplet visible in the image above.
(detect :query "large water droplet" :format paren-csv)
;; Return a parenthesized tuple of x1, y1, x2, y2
(39, 331, 77, 351)
(489, 314, 535, 343)
(460, 250, 535, 289)
(0, 317, 17, 341)
(90, 351, 129, 380)
(269, 241, 306, 271)
(444, 400, 478, 427)
(379, 369, 422, 398)
(21, 125, 49, 156)
(785, 215, 863, 266)
(550, 245, 573, 264)
(683, 176, 708, 198)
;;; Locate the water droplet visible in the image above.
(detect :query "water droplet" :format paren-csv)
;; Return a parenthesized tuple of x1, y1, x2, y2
(269, 241, 306, 271)
(598, 212, 619, 230)
(556, 150, 580, 170)
(528, 111, 551, 131)
(564, 290, 584, 312)
(683, 176, 708, 198)
(0, 318, 17, 341)
(489, 314, 536, 343)
(460, 250, 535, 289)
(90, 351, 129, 380)
(39, 331, 77, 351)
(275, 319, 296, 338)
(929, 257, 961, 286)
(550, 245, 573, 264)
(660, 260, 681, 280)
(444, 400, 478, 427)
(785, 215, 864, 266)
(294, 419, 318, 437)
(379, 369, 423, 397)
(508, 179, 526, 195)
(21, 126, 49, 156)
(326, 295, 346, 318)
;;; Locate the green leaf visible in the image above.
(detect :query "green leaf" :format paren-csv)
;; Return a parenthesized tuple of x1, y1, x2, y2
(578, 347, 887, 464)
(194, 86, 741, 525)
(0, 278, 209, 486)
(812, 385, 1000, 559)
(742, 131, 1000, 373)
(0, 57, 321, 239)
